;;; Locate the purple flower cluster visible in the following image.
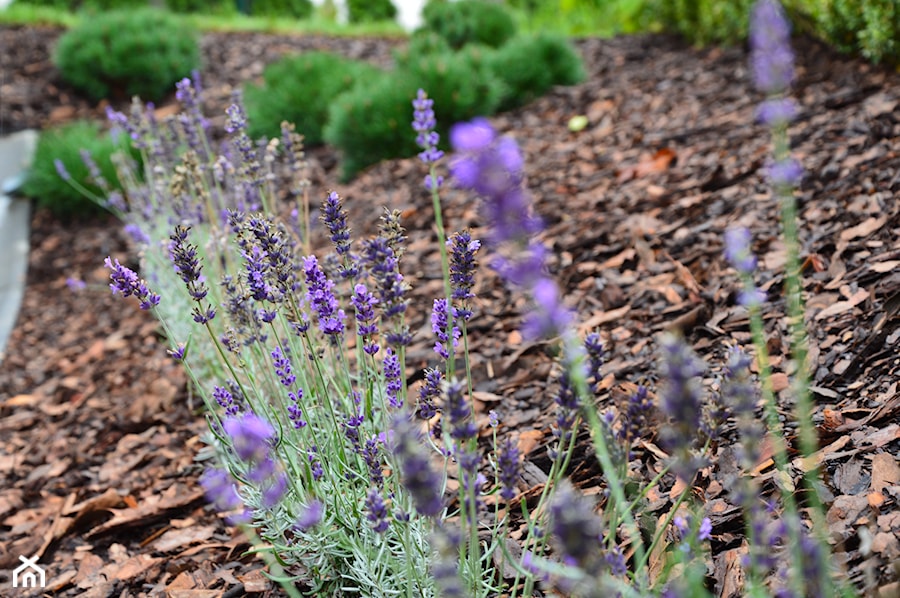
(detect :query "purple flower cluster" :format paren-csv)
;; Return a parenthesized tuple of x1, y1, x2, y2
(321, 191, 354, 261)
(390, 415, 444, 518)
(618, 384, 652, 448)
(104, 257, 161, 310)
(351, 283, 380, 355)
(272, 346, 306, 428)
(383, 348, 403, 408)
(548, 481, 605, 572)
(584, 332, 605, 393)
(447, 230, 480, 321)
(724, 227, 766, 307)
(750, 0, 794, 95)
(497, 438, 520, 501)
(450, 118, 539, 246)
(412, 88, 444, 190)
(431, 298, 461, 359)
(200, 468, 249, 524)
(416, 368, 443, 420)
(303, 255, 345, 338)
(169, 226, 217, 323)
(213, 384, 241, 416)
(365, 487, 390, 533)
(658, 334, 707, 478)
(362, 237, 410, 346)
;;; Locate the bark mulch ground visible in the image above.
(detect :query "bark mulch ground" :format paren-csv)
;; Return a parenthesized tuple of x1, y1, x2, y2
(1, 24, 898, 597)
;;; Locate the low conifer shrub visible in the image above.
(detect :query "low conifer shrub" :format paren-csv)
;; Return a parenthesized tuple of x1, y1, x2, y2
(21, 120, 137, 217)
(53, 8, 200, 103)
(324, 49, 503, 180)
(488, 33, 586, 111)
(347, 0, 396, 22)
(419, 0, 517, 49)
(244, 51, 382, 144)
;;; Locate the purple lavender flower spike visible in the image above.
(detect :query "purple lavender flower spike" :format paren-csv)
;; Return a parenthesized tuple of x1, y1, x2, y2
(658, 334, 707, 478)
(445, 378, 476, 443)
(363, 436, 384, 487)
(431, 298, 460, 359)
(522, 278, 572, 341)
(223, 413, 275, 463)
(383, 348, 403, 408)
(351, 283, 380, 355)
(584, 332, 605, 392)
(497, 438, 520, 501)
(724, 227, 756, 275)
(447, 230, 480, 320)
(322, 191, 352, 256)
(412, 89, 445, 189)
(450, 118, 540, 245)
(213, 385, 240, 416)
(200, 467, 248, 522)
(548, 480, 605, 572)
(169, 225, 209, 301)
(757, 97, 797, 126)
(765, 157, 803, 188)
(54, 159, 71, 181)
(104, 257, 161, 310)
(750, 0, 795, 94)
(168, 343, 187, 362)
(417, 368, 443, 420)
(66, 277, 86, 292)
(365, 487, 390, 533)
(390, 414, 444, 517)
(302, 255, 345, 338)
(261, 471, 288, 509)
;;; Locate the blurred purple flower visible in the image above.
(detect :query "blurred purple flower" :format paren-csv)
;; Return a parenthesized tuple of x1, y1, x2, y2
(497, 438, 520, 501)
(294, 500, 324, 531)
(390, 414, 444, 518)
(66, 277, 86, 292)
(54, 159, 70, 181)
(548, 481, 604, 572)
(223, 413, 274, 463)
(200, 467, 250, 524)
(522, 278, 573, 341)
(724, 226, 757, 275)
(750, 0, 794, 94)
(757, 97, 797, 126)
(766, 157, 803, 188)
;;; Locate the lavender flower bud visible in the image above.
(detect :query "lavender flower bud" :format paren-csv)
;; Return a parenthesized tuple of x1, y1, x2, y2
(724, 227, 756, 275)
(104, 257, 161, 310)
(658, 334, 706, 477)
(445, 379, 476, 443)
(213, 385, 240, 416)
(383, 348, 403, 408)
(522, 277, 573, 341)
(765, 157, 803, 188)
(351, 283, 380, 355)
(757, 97, 797, 126)
(169, 225, 209, 301)
(584, 332, 605, 393)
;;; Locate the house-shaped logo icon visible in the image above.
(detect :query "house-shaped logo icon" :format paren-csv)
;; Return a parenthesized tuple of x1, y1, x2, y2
(13, 555, 45, 588)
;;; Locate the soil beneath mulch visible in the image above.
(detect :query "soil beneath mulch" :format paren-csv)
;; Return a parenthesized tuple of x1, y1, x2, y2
(1, 24, 899, 597)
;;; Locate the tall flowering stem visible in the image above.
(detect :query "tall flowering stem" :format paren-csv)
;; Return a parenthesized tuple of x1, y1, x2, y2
(449, 119, 648, 595)
(749, 1, 831, 594)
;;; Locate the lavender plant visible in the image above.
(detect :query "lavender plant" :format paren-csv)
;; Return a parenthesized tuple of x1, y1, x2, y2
(91, 3, 849, 592)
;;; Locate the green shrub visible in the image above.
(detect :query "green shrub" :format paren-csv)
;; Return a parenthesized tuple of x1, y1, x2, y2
(817, 0, 900, 64)
(81, 0, 148, 9)
(488, 33, 586, 111)
(21, 121, 138, 218)
(53, 9, 200, 103)
(645, 0, 753, 46)
(392, 30, 453, 67)
(250, 0, 313, 19)
(325, 49, 504, 180)
(347, 0, 396, 22)
(244, 52, 382, 144)
(419, 0, 517, 49)
(165, 0, 235, 15)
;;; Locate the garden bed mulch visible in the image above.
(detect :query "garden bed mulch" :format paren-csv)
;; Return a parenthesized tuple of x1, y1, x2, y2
(1, 24, 899, 597)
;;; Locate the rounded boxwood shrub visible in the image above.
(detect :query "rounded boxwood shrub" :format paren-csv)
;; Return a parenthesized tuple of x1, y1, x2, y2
(325, 49, 504, 180)
(244, 52, 383, 144)
(250, 0, 313, 19)
(53, 9, 200, 103)
(419, 0, 517, 50)
(818, 0, 900, 64)
(21, 120, 138, 218)
(392, 30, 452, 67)
(488, 33, 586, 111)
(165, 0, 235, 15)
(347, 0, 396, 22)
